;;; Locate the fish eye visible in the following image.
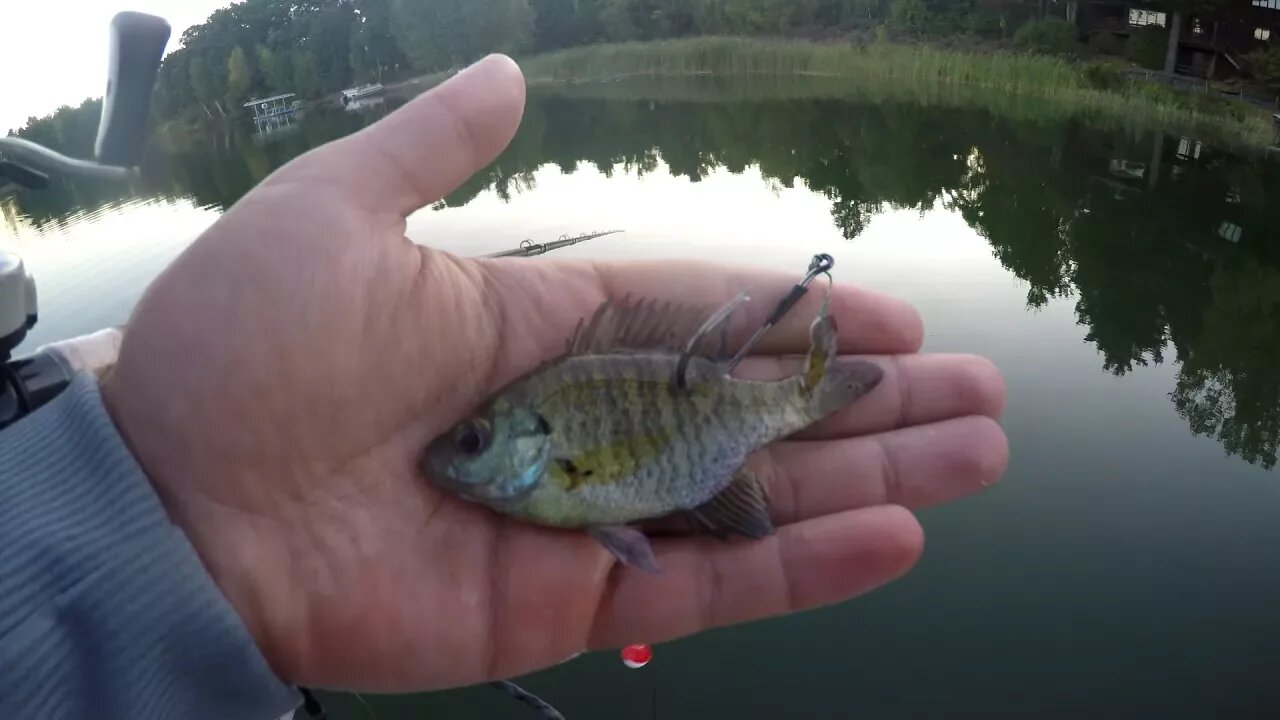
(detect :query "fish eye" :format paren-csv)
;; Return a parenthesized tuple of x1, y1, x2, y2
(453, 419, 491, 456)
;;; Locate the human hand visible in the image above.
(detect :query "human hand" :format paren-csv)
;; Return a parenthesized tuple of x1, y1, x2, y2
(99, 55, 1008, 693)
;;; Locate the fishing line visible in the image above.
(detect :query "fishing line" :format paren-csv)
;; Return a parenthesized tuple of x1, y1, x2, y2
(295, 681, 564, 719)
(726, 253, 835, 372)
(488, 680, 567, 720)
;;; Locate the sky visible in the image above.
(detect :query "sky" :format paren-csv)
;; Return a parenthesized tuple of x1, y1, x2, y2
(1, 1, 234, 133)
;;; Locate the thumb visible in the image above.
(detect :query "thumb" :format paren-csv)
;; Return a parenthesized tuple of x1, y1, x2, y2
(280, 54, 527, 219)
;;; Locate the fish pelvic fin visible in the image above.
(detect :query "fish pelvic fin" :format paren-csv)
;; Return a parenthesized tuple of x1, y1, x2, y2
(589, 525, 660, 573)
(684, 468, 774, 540)
(798, 294, 884, 418)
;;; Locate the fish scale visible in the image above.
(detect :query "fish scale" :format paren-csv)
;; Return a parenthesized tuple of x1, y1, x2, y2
(420, 289, 885, 572)
(522, 354, 797, 519)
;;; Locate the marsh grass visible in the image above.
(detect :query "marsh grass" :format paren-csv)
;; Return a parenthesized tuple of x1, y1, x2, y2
(519, 37, 1277, 150)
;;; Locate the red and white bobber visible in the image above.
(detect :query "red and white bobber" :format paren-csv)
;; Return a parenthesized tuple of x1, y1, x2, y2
(620, 644, 652, 668)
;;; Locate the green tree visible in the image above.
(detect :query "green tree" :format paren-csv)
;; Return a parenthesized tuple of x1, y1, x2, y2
(189, 54, 226, 118)
(306, 2, 358, 92)
(255, 44, 293, 93)
(350, 0, 408, 82)
(225, 46, 254, 112)
(531, 0, 585, 49)
(1247, 45, 1280, 94)
(292, 49, 324, 98)
(1126, 25, 1166, 70)
(599, 0, 639, 40)
(1012, 17, 1078, 56)
(889, 0, 929, 36)
(391, 0, 534, 71)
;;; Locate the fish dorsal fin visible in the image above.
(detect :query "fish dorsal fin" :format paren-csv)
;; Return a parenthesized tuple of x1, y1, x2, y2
(565, 293, 749, 358)
(685, 468, 774, 540)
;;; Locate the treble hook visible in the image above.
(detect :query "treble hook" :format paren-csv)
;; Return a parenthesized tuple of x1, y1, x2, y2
(725, 253, 835, 372)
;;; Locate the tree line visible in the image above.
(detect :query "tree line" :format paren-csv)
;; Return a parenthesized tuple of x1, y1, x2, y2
(9, 0, 1065, 143)
(12, 0, 1259, 148)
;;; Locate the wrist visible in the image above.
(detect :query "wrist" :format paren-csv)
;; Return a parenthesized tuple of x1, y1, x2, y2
(97, 367, 300, 686)
(0, 373, 300, 718)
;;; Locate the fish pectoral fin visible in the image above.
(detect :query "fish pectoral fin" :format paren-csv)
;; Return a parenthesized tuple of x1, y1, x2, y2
(588, 525, 660, 573)
(685, 468, 775, 540)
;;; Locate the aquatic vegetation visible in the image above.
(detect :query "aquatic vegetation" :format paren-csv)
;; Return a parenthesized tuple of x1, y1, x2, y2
(520, 37, 1278, 150)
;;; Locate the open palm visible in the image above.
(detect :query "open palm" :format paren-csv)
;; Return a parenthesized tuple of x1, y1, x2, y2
(100, 55, 1007, 694)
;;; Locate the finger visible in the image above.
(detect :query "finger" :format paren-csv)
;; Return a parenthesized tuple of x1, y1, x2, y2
(595, 259, 924, 356)
(732, 353, 1006, 440)
(282, 54, 527, 218)
(758, 415, 1008, 526)
(587, 505, 922, 649)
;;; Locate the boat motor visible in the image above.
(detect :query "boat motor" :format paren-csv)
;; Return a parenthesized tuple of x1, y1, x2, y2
(0, 11, 169, 431)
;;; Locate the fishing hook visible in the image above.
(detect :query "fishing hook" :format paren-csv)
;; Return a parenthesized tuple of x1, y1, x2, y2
(725, 253, 834, 372)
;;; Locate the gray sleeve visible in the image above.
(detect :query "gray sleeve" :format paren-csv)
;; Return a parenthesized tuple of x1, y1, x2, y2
(0, 373, 301, 720)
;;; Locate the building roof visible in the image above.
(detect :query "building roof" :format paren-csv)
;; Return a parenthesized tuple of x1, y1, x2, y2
(243, 93, 296, 107)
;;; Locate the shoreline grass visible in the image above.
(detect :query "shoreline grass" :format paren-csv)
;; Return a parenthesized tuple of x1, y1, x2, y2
(517, 37, 1278, 151)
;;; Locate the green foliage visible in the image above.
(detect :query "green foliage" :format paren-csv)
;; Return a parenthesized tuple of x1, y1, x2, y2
(306, 3, 358, 90)
(1247, 46, 1280, 94)
(225, 47, 253, 111)
(965, 8, 1007, 39)
(349, 0, 408, 82)
(9, 98, 103, 159)
(12, 0, 1269, 143)
(390, 0, 534, 71)
(1012, 18, 1077, 57)
(719, 0, 800, 33)
(521, 37, 1276, 148)
(1087, 29, 1125, 56)
(292, 50, 323, 98)
(1082, 58, 1124, 91)
(255, 45, 292, 93)
(1126, 26, 1167, 70)
(889, 0, 928, 35)
(188, 55, 225, 117)
(532, 0, 584, 50)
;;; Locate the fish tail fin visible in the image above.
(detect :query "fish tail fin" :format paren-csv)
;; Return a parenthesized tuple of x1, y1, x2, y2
(798, 295, 884, 417)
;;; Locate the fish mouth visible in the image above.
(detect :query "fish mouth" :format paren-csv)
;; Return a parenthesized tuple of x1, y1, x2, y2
(418, 444, 469, 493)
(417, 448, 536, 505)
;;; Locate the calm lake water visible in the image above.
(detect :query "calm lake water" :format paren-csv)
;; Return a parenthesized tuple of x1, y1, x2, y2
(4, 78, 1280, 718)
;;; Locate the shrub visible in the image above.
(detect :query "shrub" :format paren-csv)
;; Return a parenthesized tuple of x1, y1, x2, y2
(1125, 26, 1166, 70)
(1012, 18, 1078, 57)
(1247, 46, 1280, 93)
(966, 9, 1008, 40)
(1087, 29, 1125, 56)
(1082, 58, 1124, 90)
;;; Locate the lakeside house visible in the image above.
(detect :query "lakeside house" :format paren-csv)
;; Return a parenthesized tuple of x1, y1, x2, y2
(1078, 0, 1280, 80)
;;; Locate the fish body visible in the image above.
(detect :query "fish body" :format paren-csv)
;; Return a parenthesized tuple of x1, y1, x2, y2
(420, 291, 883, 571)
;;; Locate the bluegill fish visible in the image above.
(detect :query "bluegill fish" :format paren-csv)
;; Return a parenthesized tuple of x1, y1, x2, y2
(419, 288, 883, 572)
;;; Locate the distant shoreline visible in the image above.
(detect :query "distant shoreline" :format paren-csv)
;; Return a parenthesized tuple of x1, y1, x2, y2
(382, 37, 1276, 151)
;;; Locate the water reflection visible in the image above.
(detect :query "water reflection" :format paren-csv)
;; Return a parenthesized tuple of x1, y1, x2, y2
(452, 88, 1280, 471)
(3, 80, 1278, 469)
